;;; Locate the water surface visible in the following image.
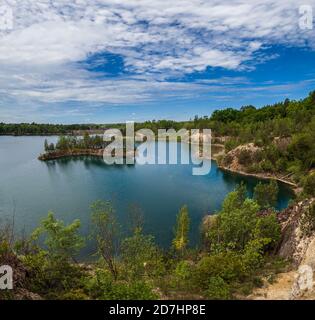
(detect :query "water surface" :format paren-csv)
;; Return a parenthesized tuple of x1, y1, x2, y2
(0, 136, 293, 256)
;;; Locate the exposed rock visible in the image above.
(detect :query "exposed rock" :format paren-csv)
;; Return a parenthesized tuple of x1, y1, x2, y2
(14, 288, 43, 300)
(277, 199, 315, 267)
(249, 198, 315, 300)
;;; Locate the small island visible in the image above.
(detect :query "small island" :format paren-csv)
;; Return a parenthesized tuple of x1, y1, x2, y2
(38, 133, 135, 161)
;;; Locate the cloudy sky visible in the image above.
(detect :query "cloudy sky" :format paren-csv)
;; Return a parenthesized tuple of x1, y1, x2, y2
(0, 0, 315, 123)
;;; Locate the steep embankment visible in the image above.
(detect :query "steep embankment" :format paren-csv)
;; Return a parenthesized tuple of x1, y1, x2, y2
(249, 198, 315, 300)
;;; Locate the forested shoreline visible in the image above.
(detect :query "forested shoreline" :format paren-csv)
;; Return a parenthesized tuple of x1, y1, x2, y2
(1, 91, 315, 300)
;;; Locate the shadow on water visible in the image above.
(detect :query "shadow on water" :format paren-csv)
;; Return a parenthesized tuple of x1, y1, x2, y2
(44, 156, 136, 170)
(220, 168, 295, 210)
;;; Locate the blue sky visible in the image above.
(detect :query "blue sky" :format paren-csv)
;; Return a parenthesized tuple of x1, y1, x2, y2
(0, 0, 315, 123)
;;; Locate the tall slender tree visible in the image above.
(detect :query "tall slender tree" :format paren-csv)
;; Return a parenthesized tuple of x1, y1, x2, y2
(172, 205, 190, 254)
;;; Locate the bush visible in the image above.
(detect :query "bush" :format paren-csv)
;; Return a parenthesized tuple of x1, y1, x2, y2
(22, 251, 85, 299)
(303, 174, 315, 197)
(120, 231, 165, 280)
(85, 269, 157, 300)
(253, 180, 279, 209)
(260, 160, 275, 172)
(193, 252, 245, 288)
(238, 150, 252, 165)
(205, 276, 230, 300)
(225, 139, 240, 152)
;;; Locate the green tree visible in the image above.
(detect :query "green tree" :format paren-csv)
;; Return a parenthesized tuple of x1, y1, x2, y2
(205, 276, 231, 300)
(90, 200, 120, 280)
(56, 136, 69, 150)
(303, 173, 315, 197)
(25, 212, 85, 298)
(121, 229, 164, 280)
(253, 180, 279, 209)
(83, 132, 90, 148)
(172, 205, 190, 253)
(31, 212, 84, 262)
(206, 186, 280, 251)
(44, 139, 49, 152)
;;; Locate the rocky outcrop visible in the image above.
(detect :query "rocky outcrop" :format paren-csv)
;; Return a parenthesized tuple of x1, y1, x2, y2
(249, 198, 315, 300)
(218, 143, 298, 188)
(277, 199, 315, 267)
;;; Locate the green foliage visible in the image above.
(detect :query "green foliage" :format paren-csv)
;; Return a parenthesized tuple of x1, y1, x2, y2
(90, 200, 120, 279)
(85, 269, 157, 300)
(46, 134, 108, 153)
(23, 251, 84, 299)
(253, 180, 279, 209)
(173, 260, 193, 281)
(242, 238, 272, 271)
(225, 139, 240, 152)
(303, 173, 315, 197)
(288, 133, 315, 170)
(172, 205, 190, 253)
(168, 260, 195, 292)
(22, 213, 85, 299)
(0, 123, 111, 135)
(204, 276, 231, 300)
(120, 230, 165, 280)
(205, 184, 280, 252)
(194, 252, 245, 288)
(31, 212, 84, 262)
(253, 213, 281, 247)
(238, 149, 252, 165)
(1, 183, 285, 300)
(44, 139, 49, 151)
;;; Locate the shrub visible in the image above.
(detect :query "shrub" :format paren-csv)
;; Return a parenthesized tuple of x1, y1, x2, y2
(193, 252, 245, 288)
(253, 180, 279, 209)
(85, 269, 157, 300)
(260, 160, 275, 172)
(120, 230, 165, 280)
(303, 174, 315, 197)
(205, 276, 230, 300)
(238, 150, 252, 165)
(225, 139, 240, 152)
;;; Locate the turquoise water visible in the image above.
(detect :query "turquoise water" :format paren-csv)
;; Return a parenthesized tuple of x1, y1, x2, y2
(0, 136, 293, 256)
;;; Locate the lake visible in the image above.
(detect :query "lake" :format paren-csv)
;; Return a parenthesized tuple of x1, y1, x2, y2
(0, 136, 293, 256)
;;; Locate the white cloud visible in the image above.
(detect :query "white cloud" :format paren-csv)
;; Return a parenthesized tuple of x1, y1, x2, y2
(0, 0, 314, 113)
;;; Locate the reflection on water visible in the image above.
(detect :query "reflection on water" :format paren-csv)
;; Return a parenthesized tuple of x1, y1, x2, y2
(0, 136, 294, 257)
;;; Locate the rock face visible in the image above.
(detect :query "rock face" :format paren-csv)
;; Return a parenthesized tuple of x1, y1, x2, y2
(275, 198, 315, 299)
(277, 199, 315, 267)
(249, 198, 315, 300)
(221, 143, 261, 172)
